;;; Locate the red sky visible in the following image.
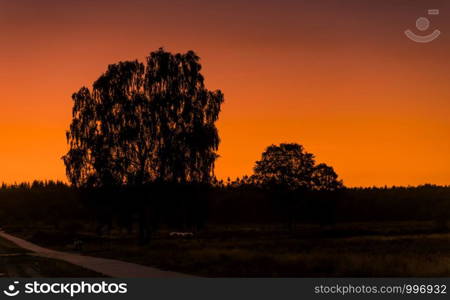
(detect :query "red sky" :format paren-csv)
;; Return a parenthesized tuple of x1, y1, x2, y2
(0, 0, 449, 186)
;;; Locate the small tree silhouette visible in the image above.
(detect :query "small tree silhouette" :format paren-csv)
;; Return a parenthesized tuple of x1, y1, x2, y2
(63, 48, 224, 188)
(253, 143, 343, 191)
(253, 143, 316, 191)
(312, 163, 343, 191)
(253, 143, 344, 231)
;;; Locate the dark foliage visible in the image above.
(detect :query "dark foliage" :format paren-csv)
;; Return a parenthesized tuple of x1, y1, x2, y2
(0, 182, 448, 233)
(63, 48, 224, 188)
(252, 143, 343, 191)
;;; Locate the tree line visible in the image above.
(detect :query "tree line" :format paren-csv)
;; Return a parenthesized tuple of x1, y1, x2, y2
(0, 182, 449, 234)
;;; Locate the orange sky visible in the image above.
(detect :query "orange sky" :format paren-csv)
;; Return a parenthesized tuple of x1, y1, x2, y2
(0, 0, 450, 186)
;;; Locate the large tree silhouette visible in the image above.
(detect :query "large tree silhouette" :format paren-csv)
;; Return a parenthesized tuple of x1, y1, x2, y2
(253, 143, 343, 191)
(63, 49, 224, 187)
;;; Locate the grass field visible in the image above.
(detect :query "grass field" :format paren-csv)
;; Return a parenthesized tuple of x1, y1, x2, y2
(5, 221, 450, 277)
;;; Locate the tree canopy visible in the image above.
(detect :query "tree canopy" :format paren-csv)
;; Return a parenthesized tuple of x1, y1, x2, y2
(253, 143, 343, 191)
(63, 49, 224, 187)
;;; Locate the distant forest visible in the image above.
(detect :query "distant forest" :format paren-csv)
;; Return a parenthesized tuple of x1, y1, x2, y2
(0, 181, 448, 234)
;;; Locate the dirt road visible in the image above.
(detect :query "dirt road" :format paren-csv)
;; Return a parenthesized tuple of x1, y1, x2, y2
(0, 237, 101, 277)
(0, 231, 191, 278)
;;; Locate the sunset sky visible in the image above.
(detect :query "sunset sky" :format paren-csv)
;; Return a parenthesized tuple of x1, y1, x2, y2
(0, 0, 449, 187)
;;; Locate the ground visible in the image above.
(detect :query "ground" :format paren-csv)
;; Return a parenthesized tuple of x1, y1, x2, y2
(4, 221, 450, 277)
(0, 237, 102, 277)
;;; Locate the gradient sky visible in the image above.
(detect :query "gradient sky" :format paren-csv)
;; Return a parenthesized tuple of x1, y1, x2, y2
(0, 0, 450, 186)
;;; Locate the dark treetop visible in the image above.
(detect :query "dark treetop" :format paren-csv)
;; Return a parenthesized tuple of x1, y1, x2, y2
(64, 49, 224, 187)
(253, 143, 343, 191)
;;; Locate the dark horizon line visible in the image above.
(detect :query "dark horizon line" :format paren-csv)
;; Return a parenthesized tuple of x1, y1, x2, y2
(0, 179, 449, 190)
